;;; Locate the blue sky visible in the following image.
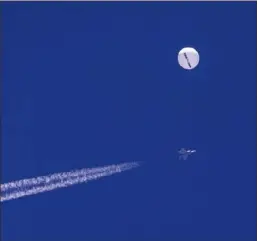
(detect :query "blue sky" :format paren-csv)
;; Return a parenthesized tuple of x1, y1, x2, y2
(2, 2, 256, 241)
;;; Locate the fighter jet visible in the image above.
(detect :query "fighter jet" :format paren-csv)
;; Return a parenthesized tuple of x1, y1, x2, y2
(178, 148, 196, 160)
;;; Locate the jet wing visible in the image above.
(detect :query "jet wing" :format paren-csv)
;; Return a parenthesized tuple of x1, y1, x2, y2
(179, 154, 188, 160)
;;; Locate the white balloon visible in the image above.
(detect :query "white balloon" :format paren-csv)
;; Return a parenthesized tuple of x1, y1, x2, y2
(178, 47, 199, 70)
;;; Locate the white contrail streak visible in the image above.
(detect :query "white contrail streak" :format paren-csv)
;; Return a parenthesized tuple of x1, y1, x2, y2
(1, 165, 115, 192)
(1, 162, 139, 202)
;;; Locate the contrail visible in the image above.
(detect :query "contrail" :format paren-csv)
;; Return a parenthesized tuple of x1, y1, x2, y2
(1, 162, 140, 202)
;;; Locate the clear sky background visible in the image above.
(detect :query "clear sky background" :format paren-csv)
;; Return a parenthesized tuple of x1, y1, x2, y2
(2, 2, 256, 241)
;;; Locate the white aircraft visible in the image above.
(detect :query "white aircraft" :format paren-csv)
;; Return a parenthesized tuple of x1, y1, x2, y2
(178, 148, 196, 160)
